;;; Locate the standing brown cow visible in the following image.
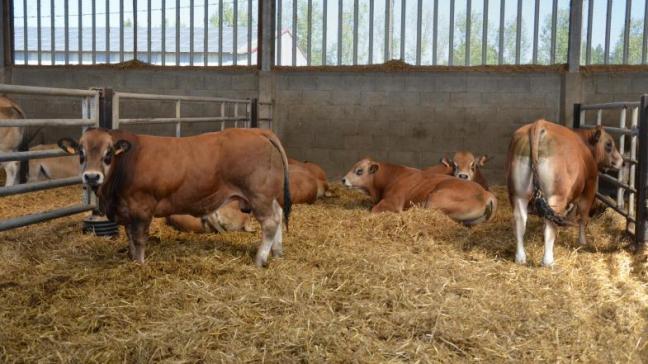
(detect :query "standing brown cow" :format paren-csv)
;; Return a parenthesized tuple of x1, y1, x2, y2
(507, 119, 623, 267)
(422, 150, 490, 190)
(58, 127, 291, 267)
(342, 158, 497, 225)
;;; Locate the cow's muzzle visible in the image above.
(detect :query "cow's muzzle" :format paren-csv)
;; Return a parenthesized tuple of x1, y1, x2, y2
(457, 173, 469, 180)
(83, 171, 104, 186)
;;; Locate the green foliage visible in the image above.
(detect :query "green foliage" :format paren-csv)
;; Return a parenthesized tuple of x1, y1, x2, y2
(610, 19, 645, 64)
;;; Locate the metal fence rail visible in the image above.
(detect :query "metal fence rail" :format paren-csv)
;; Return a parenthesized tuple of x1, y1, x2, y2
(0, 84, 100, 232)
(574, 94, 648, 249)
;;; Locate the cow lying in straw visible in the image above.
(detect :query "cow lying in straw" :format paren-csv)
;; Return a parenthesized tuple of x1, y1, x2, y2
(422, 150, 490, 190)
(506, 119, 623, 267)
(0, 96, 26, 186)
(342, 158, 497, 225)
(58, 127, 291, 267)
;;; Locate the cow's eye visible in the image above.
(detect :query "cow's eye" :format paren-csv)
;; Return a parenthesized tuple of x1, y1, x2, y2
(355, 169, 363, 176)
(79, 150, 85, 164)
(103, 152, 112, 165)
(606, 142, 613, 152)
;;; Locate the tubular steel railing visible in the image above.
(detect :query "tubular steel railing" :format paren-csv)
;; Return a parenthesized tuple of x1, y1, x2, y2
(574, 95, 648, 249)
(0, 84, 100, 231)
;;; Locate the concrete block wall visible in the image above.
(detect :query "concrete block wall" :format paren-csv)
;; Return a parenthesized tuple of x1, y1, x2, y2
(274, 72, 562, 183)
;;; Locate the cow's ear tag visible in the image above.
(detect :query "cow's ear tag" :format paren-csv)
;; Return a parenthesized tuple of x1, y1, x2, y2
(57, 137, 79, 155)
(113, 140, 132, 156)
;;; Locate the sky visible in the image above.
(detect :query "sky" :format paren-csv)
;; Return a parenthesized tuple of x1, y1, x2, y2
(12, 0, 646, 63)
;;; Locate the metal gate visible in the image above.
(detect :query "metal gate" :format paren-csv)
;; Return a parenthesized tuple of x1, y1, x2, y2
(573, 95, 648, 249)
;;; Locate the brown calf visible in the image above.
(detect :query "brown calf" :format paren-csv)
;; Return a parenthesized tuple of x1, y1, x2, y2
(165, 200, 255, 233)
(422, 151, 490, 190)
(288, 158, 330, 198)
(342, 158, 497, 225)
(59, 127, 291, 267)
(506, 119, 623, 267)
(0, 96, 26, 186)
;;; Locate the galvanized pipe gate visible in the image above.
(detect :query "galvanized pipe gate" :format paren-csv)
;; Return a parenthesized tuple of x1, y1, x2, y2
(574, 94, 648, 250)
(0, 83, 267, 233)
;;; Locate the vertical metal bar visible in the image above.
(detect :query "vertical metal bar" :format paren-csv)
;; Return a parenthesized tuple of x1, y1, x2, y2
(92, 0, 96, 64)
(64, 0, 69, 64)
(234, 103, 239, 128)
(175, 100, 181, 137)
(148, 0, 152, 63)
(385, 0, 391, 61)
(77, 0, 81, 64)
(220, 102, 225, 130)
(618, 108, 627, 209)
(369, 0, 374, 64)
(635, 95, 648, 248)
(623, 0, 632, 64)
(416, 0, 422, 65)
(247, 0, 252, 65)
(233, 0, 238, 65)
(250, 98, 258, 127)
(400, 0, 405, 60)
(120, 0, 124, 63)
(106, 0, 110, 63)
(292, 0, 297, 66)
(604, 0, 611, 64)
(50, 0, 54, 65)
(551, 0, 557, 64)
(629, 106, 639, 225)
(37, 0, 41, 65)
(644, 0, 648, 64)
(596, 109, 602, 125)
(515, 0, 521, 64)
(276, 0, 281, 65)
(573, 103, 582, 129)
(323, 0, 327, 65)
(162, 0, 166, 65)
(353, 0, 359, 65)
(499, 0, 504, 64)
(219, 0, 224, 66)
(175, 0, 180, 65)
(586, 0, 593, 64)
(338, 0, 342, 65)
(23, 0, 28, 65)
(533, 0, 539, 63)
(466, 0, 471, 66)
(190, 0, 194, 65)
(449, 0, 454, 65)
(568, 0, 583, 72)
(482, 0, 488, 64)
(307, 0, 312, 65)
(204, 0, 208, 65)
(433, 0, 437, 64)
(112, 94, 120, 129)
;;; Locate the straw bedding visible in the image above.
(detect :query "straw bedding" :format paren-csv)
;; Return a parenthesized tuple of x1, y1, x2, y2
(1, 178, 648, 362)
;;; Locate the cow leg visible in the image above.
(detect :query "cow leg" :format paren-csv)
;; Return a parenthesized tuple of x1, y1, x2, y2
(577, 199, 593, 246)
(542, 220, 557, 267)
(270, 200, 284, 257)
(513, 196, 529, 265)
(253, 200, 281, 267)
(127, 220, 150, 263)
(2, 161, 19, 186)
(125, 225, 136, 259)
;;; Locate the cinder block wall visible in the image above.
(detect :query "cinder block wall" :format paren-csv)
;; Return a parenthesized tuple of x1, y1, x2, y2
(274, 72, 562, 183)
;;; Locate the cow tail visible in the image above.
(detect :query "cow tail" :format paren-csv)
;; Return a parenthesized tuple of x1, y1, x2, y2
(265, 134, 292, 231)
(529, 121, 571, 227)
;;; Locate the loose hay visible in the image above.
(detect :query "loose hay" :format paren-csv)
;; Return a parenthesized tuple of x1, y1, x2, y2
(1, 183, 648, 362)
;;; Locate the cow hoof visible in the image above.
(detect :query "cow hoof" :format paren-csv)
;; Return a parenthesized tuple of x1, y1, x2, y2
(271, 248, 284, 258)
(255, 256, 269, 268)
(542, 258, 554, 268)
(515, 254, 527, 265)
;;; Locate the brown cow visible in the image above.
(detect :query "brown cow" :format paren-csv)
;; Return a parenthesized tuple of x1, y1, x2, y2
(165, 200, 255, 233)
(0, 96, 26, 186)
(507, 119, 623, 267)
(288, 158, 330, 198)
(58, 127, 291, 267)
(342, 158, 497, 225)
(26, 144, 80, 182)
(422, 151, 490, 190)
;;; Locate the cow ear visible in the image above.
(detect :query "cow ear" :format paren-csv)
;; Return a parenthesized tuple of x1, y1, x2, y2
(441, 156, 451, 168)
(57, 137, 79, 154)
(591, 127, 603, 144)
(478, 155, 490, 167)
(113, 140, 131, 156)
(369, 163, 379, 174)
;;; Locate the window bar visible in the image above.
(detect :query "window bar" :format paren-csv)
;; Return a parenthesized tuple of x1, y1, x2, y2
(64, 0, 69, 65)
(449, 0, 455, 65)
(247, 0, 252, 65)
(466, 0, 471, 66)
(148, 0, 152, 63)
(617, 108, 627, 209)
(644, 0, 648, 63)
(483, 0, 488, 64)
(106, 0, 110, 63)
(515, 0, 521, 64)
(162, 0, 166, 65)
(353, 0, 359, 65)
(92, 0, 96, 64)
(190, 0, 194, 65)
(416, 0, 422, 65)
(629, 106, 639, 219)
(586, 0, 593, 64)
(37, 0, 42, 64)
(369, 0, 374, 64)
(623, 0, 632, 64)
(551, 0, 557, 63)
(605, 0, 611, 64)
(120, 0, 124, 63)
(233, 0, 238, 66)
(385, 0, 391, 61)
(338, 0, 342, 65)
(23, 0, 28, 65)
(50, 0, 54, 65)
(307, 0, 312, 65)
(77, 0, 81, 64)
(277, 0, 281, 65)
(533, 0, 539, 63)
(293, 0, 297, 66)
(176, 0, 180, 65)
(433, 0, 438, 64)
(323, 0, 327, 65)
(400, 0, 405, 61)
(499, 0, 504, 65)
(204, 0, 208, 66)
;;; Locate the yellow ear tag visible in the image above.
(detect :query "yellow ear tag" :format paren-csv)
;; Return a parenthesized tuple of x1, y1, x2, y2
(114, 148, 125, 156)
(66, 146, 76, 154)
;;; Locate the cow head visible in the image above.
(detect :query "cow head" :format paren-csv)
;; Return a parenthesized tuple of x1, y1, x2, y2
(342, 158, 379, 193)
(58, 129, 131, 188)
(441, 151, 489, 181)
(588, 126, 623, 171)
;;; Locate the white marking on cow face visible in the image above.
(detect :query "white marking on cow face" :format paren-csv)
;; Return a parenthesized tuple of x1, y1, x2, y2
(342, 158, 379, 192)
(449, 151, 488, 181)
